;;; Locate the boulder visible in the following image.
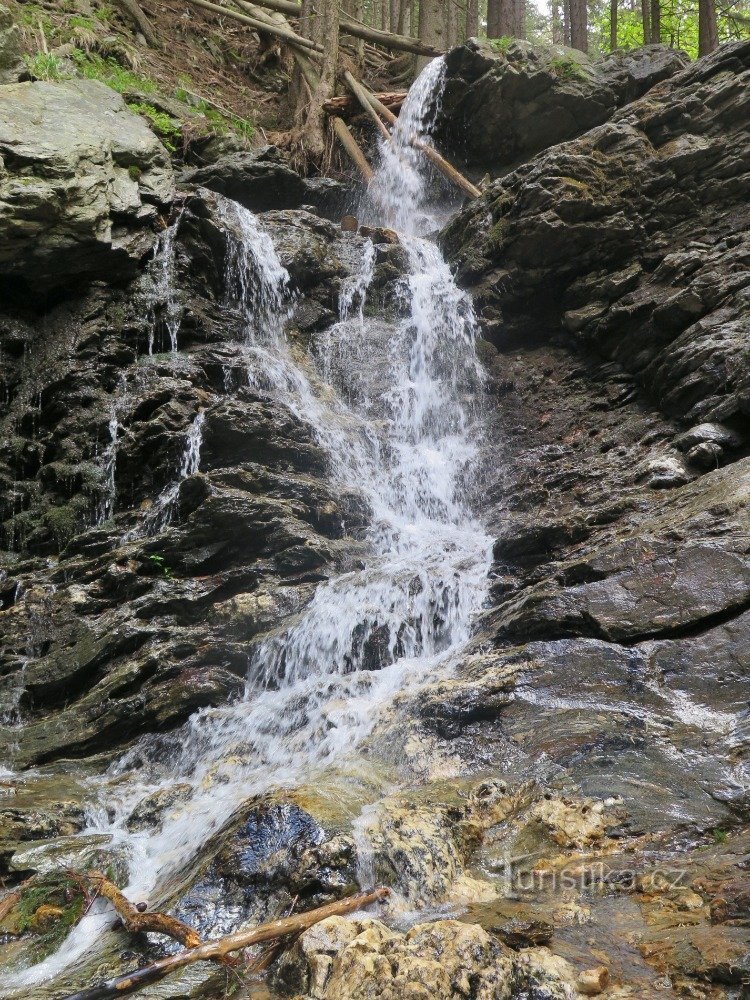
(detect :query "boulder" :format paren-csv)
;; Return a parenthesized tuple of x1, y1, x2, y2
(434, 39, 688, 173)
(0, 78, 173, 291)
(275, 917, 515, 999)
(181, 145, 305, 212)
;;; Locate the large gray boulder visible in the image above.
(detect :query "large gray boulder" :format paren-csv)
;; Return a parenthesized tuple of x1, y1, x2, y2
(434, 38, 688, 173)
(0, 78, 174, 290)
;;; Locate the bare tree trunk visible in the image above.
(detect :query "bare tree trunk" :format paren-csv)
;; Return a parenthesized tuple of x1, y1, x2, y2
(447, 0, 458, 46)
(569, 0, 587, 50)
(389, 0, 399, 30)
(610, 0, 617, 47)
(299, 0, 338, 161)
(418, 0, 447, 66)
(698, 0, 718, 53)
(641, 0, 650, 44)
(487, 0, 500, 35)
(650, 0, 660, 40)
(513, 0, 525, 39)
(563, 0, 571, 44)
(466, 0, 480, 36)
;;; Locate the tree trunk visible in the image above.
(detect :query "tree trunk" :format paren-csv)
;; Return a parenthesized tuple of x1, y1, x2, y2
(563, 0, 571, 44)
(487, 0, 499, 36)
(418, 0, 447, 66)
(569, 0, 587, 51)
(610, 0, 617, 47)
(447, 0, 458, 46)
(390, 0, 399, 31)
(551, 0, 563, 42)
(698, 0, 718, 53)
(650, 0, 660, 41)
(641, 0, 650, 44)
(466, 0, 479, 36)
(513, 0, 525, 39)
(298, 0, 338, 161)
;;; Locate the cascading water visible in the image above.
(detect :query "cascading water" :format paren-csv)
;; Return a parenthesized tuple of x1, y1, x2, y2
(7, 57, 493, 991)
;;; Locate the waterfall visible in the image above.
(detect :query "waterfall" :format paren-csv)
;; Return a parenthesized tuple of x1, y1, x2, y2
(122, 409, 206, 542)
(8, 58, 492, 989)
(148, 214, 184, 355)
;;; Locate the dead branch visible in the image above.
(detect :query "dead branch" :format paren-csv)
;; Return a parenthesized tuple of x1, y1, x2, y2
(184, 0, 323, 54)
(322, 90, 406, 117)
(195, 0, 442, 56)
(345, 74, 481, 200)
(63, 887, 389, 1000)
(86, 871, 201, 949)
(113, 0, 160, 47)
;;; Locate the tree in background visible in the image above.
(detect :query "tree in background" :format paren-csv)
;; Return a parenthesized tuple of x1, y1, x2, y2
(340, 0, 746, 62)
(570, 0, 589, 48)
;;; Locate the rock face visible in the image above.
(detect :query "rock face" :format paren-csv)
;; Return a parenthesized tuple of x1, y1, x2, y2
(443, 41, 750, 426)
(0, 79, 174, 292)
(433, 39, 689, 174)
(0, 4, 22, 84)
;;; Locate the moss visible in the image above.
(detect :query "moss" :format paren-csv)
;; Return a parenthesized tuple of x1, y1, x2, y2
(549, 55, 589, 81)
(43, 496, 89, 548)
(487, 217, 510, 249)
(127, 101, 182, 152)
(127, 164, 142, 181)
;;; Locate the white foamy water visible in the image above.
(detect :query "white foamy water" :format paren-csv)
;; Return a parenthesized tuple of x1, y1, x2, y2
(7, 58, 493, 990)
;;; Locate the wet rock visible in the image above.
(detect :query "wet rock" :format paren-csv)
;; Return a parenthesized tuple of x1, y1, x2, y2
(181, 146, 305, 213)
(637, 453, 692, 488)
(435, 39, 688, 174)
(276, 916, 515, 999)
(0, 79, 173, 291)
(443, 42, 750, 426)
(676, 422, 743, 453)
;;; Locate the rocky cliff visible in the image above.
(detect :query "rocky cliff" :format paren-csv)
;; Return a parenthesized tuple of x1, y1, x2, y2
(0, 29, 749, 1000)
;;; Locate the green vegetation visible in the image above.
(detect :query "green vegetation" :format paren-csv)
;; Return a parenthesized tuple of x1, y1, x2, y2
(549, 54, 589, 79)
(713, 828, 729, 843)
(72, 49, 156, 94)
(127, 101, 182, 151)
(174, 88, 255, 142)
(148, 553, 173, 578)
(488, 34, 514, 51)
(23, 51, 69, 80)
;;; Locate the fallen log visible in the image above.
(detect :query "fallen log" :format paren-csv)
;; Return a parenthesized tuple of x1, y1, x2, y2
(345, 74, 481, 201)
(113, 0, 159, 46)
(231, 0, 443, 56)
(332, 116, 375, 178)
(322, 90, 406, 117)
(184, 0, 323, 54)
(343, 72, 391, 141)
(63, 887, 389, 1000)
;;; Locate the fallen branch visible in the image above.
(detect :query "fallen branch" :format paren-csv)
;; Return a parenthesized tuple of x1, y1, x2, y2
(345, 74, 481, 201)
(323, 90, 406, 117)
(196, 0, 442, 56)
(184, 0, 323, 54)
(64, 887, 389, 1000)
(331, 116, 375, 179)
(113, 0, 160, 47)
(85, 872, 201, 949)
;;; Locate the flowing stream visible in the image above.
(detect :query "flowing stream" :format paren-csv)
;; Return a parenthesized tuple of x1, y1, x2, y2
(7, 57, 493, 990)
